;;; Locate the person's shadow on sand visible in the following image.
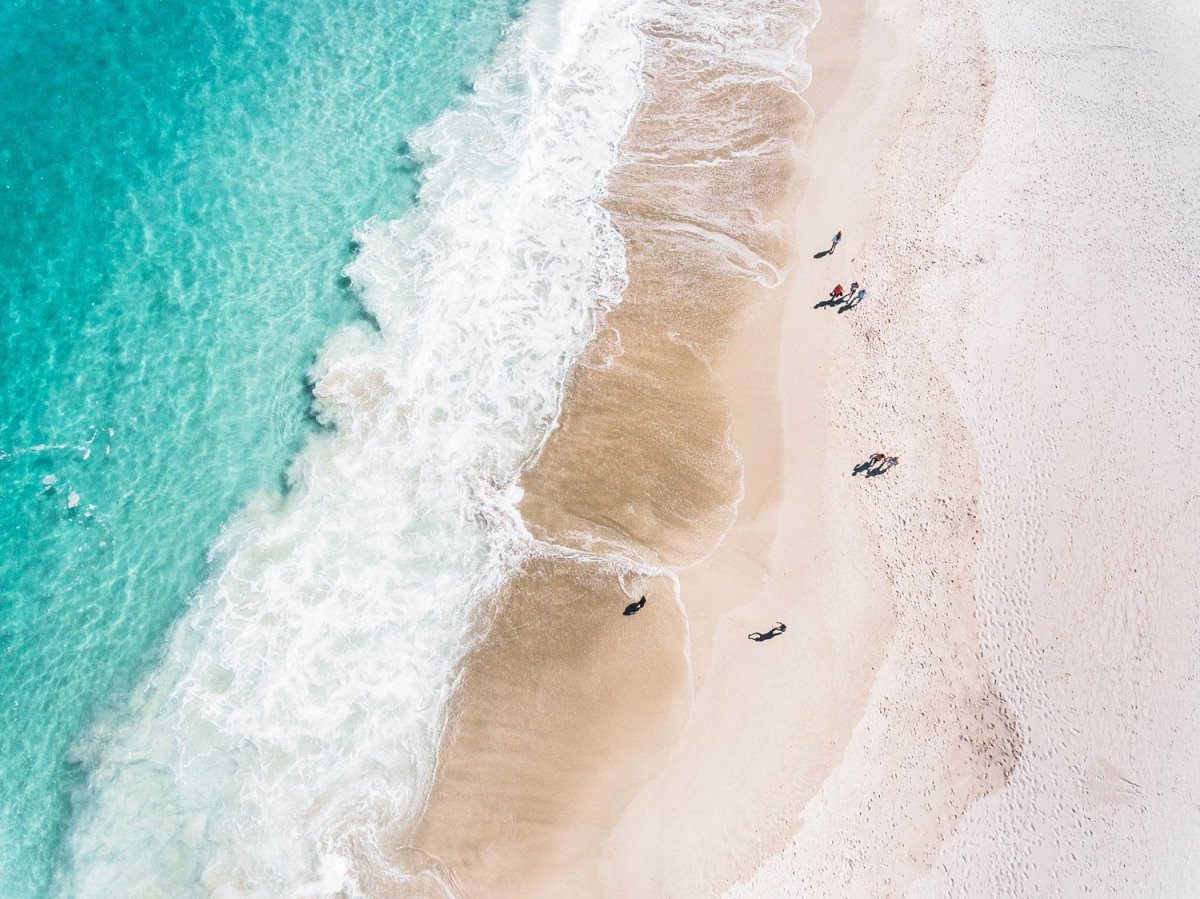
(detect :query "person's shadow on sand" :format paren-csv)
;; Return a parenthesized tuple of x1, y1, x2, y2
(748, 622, 786, 641)
(852, 456, 879, 476)
(865, 457, 899, 478)
(813, 231, 842, 258)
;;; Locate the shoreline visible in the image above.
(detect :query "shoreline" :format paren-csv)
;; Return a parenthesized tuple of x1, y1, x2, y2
(397, 0, 925, 893)
(399, 0, 820, 892)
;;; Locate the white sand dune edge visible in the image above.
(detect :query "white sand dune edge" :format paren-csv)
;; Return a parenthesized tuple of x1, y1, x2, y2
(726, 0, 1200, 895)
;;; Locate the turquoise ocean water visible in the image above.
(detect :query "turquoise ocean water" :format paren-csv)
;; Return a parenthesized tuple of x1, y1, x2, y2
(0, 0, 518, 894)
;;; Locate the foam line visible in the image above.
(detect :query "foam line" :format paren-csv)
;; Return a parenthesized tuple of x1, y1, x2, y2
(56, 0, 646, 894)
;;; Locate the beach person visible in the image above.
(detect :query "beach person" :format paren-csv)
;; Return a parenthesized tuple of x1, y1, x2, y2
(839, 287, 867, 312)
(854, 453, 884, 475)
(623, 595, 647, 616)
(848, 280, 859, 295)
(885, 455, 900, 468)
(830, 284, 845, 301)
(829, 231, 843, 254)
(748, 622, 787, 641)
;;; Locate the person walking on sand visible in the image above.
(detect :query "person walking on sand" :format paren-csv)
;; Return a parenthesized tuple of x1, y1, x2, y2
(830, 284, 845, 301)
(841, 287, 867, 311)
(869, 452, 886, 466)
(885, 455, 900, 469)
(748, 622, 787, 642)
(848, 280, 859, 296)
(829, 231, 842, 254)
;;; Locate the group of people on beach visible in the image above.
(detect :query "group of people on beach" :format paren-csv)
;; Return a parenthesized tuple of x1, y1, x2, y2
(624, 230, 896, 640)
(826, 280, 867, 311)
(855, 452, 900, 476)
(824, 233, 901, 477)
(812, 234, 868, 312)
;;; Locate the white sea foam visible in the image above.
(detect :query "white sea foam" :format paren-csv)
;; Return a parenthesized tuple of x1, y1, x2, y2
(57, 0, 646, 895)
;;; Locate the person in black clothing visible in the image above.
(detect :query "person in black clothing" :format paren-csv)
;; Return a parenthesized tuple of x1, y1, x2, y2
(748, 622, 787, 641)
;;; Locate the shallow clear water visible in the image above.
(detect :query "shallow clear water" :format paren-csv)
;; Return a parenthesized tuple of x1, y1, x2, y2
(0, 0, 518, 894)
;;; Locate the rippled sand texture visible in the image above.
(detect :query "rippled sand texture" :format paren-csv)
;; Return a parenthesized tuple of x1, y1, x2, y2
(408, 0, 818, 895)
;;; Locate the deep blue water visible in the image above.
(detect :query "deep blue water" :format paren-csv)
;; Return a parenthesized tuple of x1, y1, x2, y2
(0, 0, 518, 893)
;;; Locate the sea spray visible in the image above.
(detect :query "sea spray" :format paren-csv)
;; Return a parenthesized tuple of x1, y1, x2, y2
(56, 0, 645, 895)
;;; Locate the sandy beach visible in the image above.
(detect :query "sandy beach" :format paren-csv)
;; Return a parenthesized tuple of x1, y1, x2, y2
(732, 0, 1200, 893)
(399, 0, 1200, 893)
(596, 0, 1019, 892)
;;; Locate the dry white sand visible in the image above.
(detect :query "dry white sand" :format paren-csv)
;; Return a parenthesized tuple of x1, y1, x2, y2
(726, 0, 1200, 894)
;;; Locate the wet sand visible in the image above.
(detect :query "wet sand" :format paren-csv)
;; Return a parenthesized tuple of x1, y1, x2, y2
(401, 0, 819, 893)
(398, 557, 689, 898)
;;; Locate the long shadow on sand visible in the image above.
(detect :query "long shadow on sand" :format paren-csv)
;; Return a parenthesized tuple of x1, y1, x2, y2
(852, 457, 877, 476)
(748, 623, 787, 642)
